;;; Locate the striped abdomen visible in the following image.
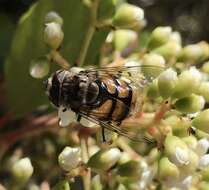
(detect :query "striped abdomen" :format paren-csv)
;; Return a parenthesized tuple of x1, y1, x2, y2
(86, 76, 138, 123)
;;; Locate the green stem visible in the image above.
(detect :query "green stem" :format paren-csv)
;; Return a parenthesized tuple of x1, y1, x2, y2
(80, 137, 91, 190)
(77, 0, 100, 66)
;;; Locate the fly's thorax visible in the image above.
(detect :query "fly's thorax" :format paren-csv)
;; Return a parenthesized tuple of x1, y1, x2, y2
(60, 73, 99, 110)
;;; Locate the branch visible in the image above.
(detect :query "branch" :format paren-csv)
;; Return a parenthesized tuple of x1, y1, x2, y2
(77, 0, 100, 66)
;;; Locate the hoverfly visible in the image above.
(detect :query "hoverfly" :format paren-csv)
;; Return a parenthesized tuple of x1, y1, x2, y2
(44, 64, 164, 143)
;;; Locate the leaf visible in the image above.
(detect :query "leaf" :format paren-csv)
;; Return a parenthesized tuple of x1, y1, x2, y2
(5, 0, 109, 118)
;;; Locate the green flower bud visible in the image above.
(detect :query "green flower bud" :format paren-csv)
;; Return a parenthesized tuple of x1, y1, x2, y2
(199, 181, 209, 190)
(152, 42, 182, 60)
(97, 0, 116, 21)
(52, 179, 70, 190)
(112, 3, 144, 29)
(117, 184, 127, 190)
(172, 68, 202, 99)
(117, 160, 142, 180)
(44, 22, 64, 50)
(158, 157, 179, 180)
(146, 79, 160, 99)
(198, 82, 209, 103)
(141, 53, 165, 78)
(58, 147, 81, 172)
(30, 56, 50, 79)
(178, 41, 209, 64)
(182, 136, 197, 150)
(174, 94, 205, 114)
(113, 29, 138, 52)
(199, 182, 209, 190)
(192, 109, 209, 133)
(201, 61, 209, 74)
(164, 116, 191, 136)
(169, 31, 182, 45)
(118, 152, 131, 164)
(11, 157, 34, 182)
(92, 175, 103, 190)
(148, 26, 172, 49)
(158, 68, 178, 99)
(147, 148, 161, 164)
(201, 166, 209, 181)
(88, 148, 121, 172)
(45, 11, 63, 26)
(164, 135, 190, 166)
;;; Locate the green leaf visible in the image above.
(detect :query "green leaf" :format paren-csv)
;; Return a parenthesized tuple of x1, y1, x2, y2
(5, 0, 109, 118)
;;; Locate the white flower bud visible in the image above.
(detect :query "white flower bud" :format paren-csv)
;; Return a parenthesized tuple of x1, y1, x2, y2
(44, 22, 64, 50)
(199, 154, 209, 169)
(30, 57, 50, 79)
(11, 157, 34, 182)
(112, 3, 144, 29)
(58, 107, 76, 127)
(45, 11, 63, 26)
(157, 68, 178, 98)
(58, 147, 81, 171)
(196, 138, 209, 156)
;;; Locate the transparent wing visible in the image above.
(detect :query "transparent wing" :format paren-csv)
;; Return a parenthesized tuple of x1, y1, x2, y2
(78, 109, 155, 144)
(82, 65, 164, 88)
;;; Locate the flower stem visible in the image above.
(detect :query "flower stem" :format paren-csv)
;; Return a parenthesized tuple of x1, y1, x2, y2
(49, 50, 70, 69)
(80, 137, 91, 190)
(77, 0, 100, 66)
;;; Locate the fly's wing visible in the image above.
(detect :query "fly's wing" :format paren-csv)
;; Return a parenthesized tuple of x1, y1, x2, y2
(83, 65, 164, 89)
(78, 110, 155, 144)
(76, 65, 164, 143)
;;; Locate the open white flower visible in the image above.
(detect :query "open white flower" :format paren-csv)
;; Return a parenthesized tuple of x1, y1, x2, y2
(58, 107, 76, 127)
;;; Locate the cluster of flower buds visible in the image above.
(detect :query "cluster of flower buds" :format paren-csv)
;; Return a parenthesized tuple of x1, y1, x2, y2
(25, 1, 209, 190)
(29, 12, 64, 79)
(157, 135, 209, 190)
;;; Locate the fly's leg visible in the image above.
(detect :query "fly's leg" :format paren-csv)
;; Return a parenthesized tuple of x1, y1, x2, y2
(102, 126, 106, 143)
(77, 114, 82, 122)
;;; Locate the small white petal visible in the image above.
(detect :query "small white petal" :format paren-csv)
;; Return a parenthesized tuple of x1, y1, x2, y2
(174, 147, 190, 165)
(196, 138, 209, 156)
(198, 154, 209, 169)
(58, 107, 76, 127)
